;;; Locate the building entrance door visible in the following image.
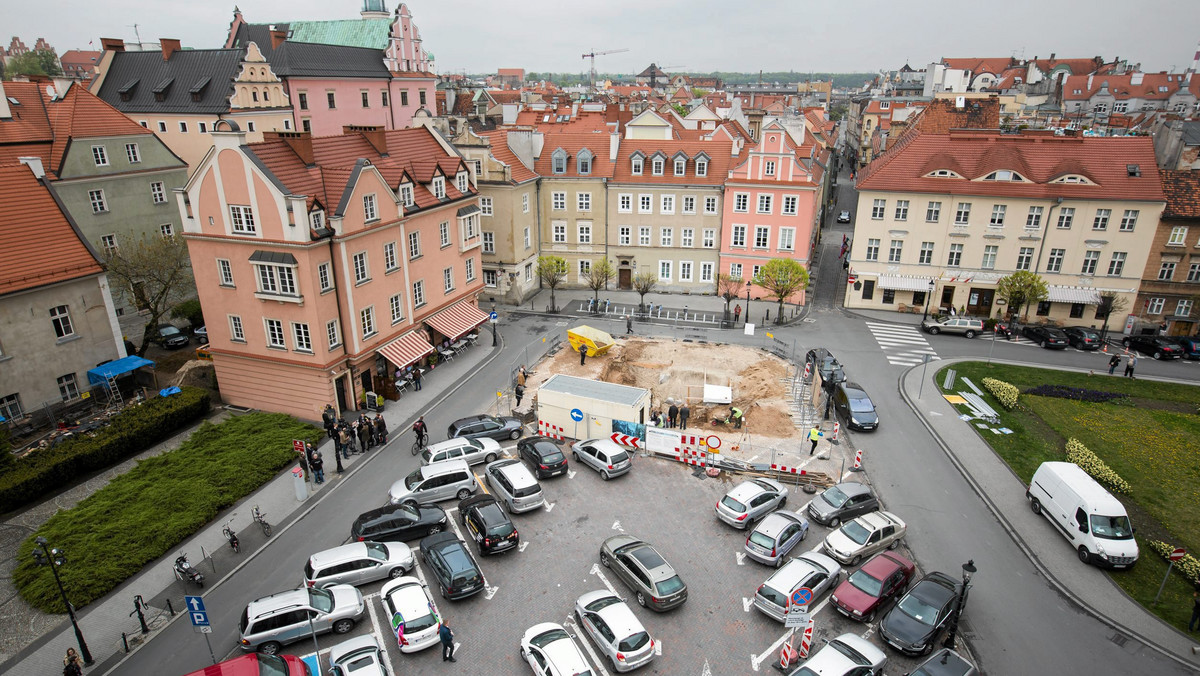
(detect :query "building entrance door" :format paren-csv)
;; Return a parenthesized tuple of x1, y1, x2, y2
(966, 288, 994, 316)
(335, 375, 348, 413)
(618, 267, 632, 290)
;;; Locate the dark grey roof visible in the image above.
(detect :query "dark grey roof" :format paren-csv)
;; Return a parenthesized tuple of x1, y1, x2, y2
(229, 23, 291, 60)
(457, 204, 481, 217)
(334, 159, 370, 218)
(1183, 121, 1200, 147)
(539, 374, 649, 407)
(96, 48, 244, 115)
(249, 250, 297, 265)
(270, 42, 389, 79)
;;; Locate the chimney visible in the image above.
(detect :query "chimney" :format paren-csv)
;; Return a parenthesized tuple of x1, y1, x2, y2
(1050, 52, 1056, 61)
(269, 26, 286, 50)
(609, 130, 620, 162)
(278, 132, 315, 166)
(161, 38, 181, 61)
(100, 37, 125, 53)
(19, 156, 45, 178)
(0, 82, 9, 119)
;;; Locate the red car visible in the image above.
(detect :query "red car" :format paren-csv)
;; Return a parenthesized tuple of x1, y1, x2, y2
(829, 551, 915, 622)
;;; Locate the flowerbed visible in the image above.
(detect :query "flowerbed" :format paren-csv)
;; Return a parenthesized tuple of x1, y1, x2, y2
(1066, 437, 1131, 495)
(981, 377, 1019, 410)
(1023, 384, 1127, 404)
(1147, 539, 1200, 585)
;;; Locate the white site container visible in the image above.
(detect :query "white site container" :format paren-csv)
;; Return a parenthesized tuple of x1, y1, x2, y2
(537, 374, 651, 442)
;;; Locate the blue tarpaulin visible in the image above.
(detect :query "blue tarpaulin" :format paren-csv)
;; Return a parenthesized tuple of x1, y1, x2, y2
(159, 386, 181, 397)
(87, 356, 155, 386)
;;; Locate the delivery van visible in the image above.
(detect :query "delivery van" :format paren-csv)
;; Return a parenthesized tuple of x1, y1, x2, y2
(1026, 461, 1138, 569)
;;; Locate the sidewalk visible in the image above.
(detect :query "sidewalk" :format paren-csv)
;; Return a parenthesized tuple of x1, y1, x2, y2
(0, 340, 498, 676)
(504, 287, 806, 328)
(899, 357, 1200, 671)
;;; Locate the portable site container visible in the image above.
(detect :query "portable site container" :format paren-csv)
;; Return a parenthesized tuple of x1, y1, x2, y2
(566, 325, 615, 357)
(537, 374, 651, 441)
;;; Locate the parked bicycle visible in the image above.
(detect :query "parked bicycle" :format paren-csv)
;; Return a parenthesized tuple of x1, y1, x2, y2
(221, 515, 240, 553)
(251, 505, 271, 537)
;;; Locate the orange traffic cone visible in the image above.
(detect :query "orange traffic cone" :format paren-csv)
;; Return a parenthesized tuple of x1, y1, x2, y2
(1101, 343, 1108, 354)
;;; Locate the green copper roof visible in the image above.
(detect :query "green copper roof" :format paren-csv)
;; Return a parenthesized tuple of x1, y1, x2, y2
(287, 19, 391, 50)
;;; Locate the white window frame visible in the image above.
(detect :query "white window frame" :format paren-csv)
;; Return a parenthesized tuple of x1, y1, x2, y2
(894, 200, 909, 221)
(230, 315, 245, 342)
(782, 195, 798, 216)
(432, 177, 446, 199)
(577, 192, 591, 212)
(89, 189, 108, 214)
(483, 269, 498, 288)
(872, 199, 886, 219)
(1025, 206, 1043, 229)
(731, 225, 747, 248)
(702, 229, 715, 248)
(779, 227, 795, 251)
(384, 242, 398, 271)
(754, 226, 769, 250)
(989, 204, 1006, 227)
(352, 252, 370, 284)
(696, 160, 708, 177)
(947, 243, 963, 267)
(1107, 251, 1126, 276)
(681, 228, 694, 247)
(408, 231, 422, 259)
(639, 194, 653, 214)
(91, 145, 109, 166)
(1057, 207, 1075, 229)
(363, 194, 378, 222)
(480, 196, 493, 216)
(522, 193, 530, 213)
(440, 221, 451, 247)
(256, 263, 298, 296)
(704, 196, 718, 214)
(217, 258, 234, 286)
(888, 239, 903, 263)
(553, 223, 567, 243)
(981, 245, 998, 269)
(865, 238, 880, 261)
(700, 262, 714, 282)
(125, 143, 140, 163)
(918, 241, 934, 265)
(326, 320, 340, 349)
(230, 205, 256, 234)
(764, 160, 776, 176)
(658, 260, 672, 281)
(465, 257, 475, 282)
(578, 222, 592, 244)
(443, 267, 455, 293)
(265, 318, 286, 348)
(679, 261, 693, 282)
(954, 202, 970, 225)
(1119, 209, 1138, 232)
(318, 262, 332, 292)
(1046, 248, 1065, 273)
(1081, 250, 1099, 275)
(292, 322, 312, 353)
(638, 226, 652, 246)
(618, 194, 632, 213)
(1147, 297, 1165, 314)
(1177, 299, 1194, 317)
(552, 192, 566, 210)
(674, 159, 686, 176)
(682, 195, 696, 214)
(1092, 208, 1111, 231)
(1168, 226, 1188, 246)
(360, 307, 377, 338)
(1159, 262, 1176, 281)
(619, 226, 632, 246)
(482, 231, 495, 254)
(50, 305, 74, 338)
(413, 280, 426, 307)
(756, 194, 773, 214)
(660, 228, 673, 247)
(734, 193, 749, 213)
(926, 201, 941, 222)
(661, 194, 675, 214)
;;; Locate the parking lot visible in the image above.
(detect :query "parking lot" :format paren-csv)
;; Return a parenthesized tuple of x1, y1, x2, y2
(270, 435, 947, 675)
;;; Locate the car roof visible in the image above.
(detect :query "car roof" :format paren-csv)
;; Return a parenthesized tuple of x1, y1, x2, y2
(840, 383, 870, 397)
(861, 550, 913, 576)
(728, 480, 769, 501)
(246, 588, 311, 616)
(522, 438, 562, 453)
(627, 543, 675, 581)
(426, 438, 475, 453)
(382, 577, 431, 618)
(858, 511, 904, 530)
(452, 415, 487, 425)
(329, 634, 382, 664)
(309, 542, 370, 568)
(542, 635, 590, 672)
(593, 598, 644, 637)
(834, 482, 871, 498)
(421, 531, 459, 550)
(766, 553, 829, 590)
(911, 572, 958, 604)
(582, 438, 627, 453)
(914, 648, 976, 676)
(754, 511, 804, 537)
(491, 459, 538, 485)
(459, 494, 500, 514)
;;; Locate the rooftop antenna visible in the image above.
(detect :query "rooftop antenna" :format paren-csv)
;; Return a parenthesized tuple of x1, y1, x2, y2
(129, 23, 144, 50)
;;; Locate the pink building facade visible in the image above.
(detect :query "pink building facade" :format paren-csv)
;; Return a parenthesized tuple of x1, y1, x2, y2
(178, 121, 484, 420)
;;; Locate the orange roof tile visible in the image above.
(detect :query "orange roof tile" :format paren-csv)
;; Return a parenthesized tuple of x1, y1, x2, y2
(0, 81, 53, 144)
(942, 57, 1017, 75)
(610, 138, 734, 184)
(476, 130, 538, 184)
(534, 132, 615, 179)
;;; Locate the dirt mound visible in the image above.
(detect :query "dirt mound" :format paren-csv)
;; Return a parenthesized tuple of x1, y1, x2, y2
(172, 360, 216, 390)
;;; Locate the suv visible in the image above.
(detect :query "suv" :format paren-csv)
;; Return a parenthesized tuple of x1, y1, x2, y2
(419, 532, 486, 600)
(448, 414, 524, 441)
(458, 494, 520, 555)
(571, 438, 632, 480)
(155, 324, 190, 348)
(351, 502, 446, 543)
(833, 382, 879, 432)
(920, 317, 983, 338)
(1123, 334, 1183, 360)
(304, 542, 413, 589)
(239, 586, 364, 654)
(516, 437, 569, 479)
(388, 460, 478, 505)
(420, 437, 502, 466)
(484, 459, 544, 513)
(805, 347, 847, 385)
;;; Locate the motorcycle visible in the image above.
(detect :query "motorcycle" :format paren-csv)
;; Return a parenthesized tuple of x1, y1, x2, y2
(993, 322, 1017, 341)
(174, 553, 204, 587)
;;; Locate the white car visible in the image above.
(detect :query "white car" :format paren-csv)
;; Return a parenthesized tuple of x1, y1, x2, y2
(822, 511, 907, 566)
(792, 632, 887, 676)
(837, 210, 851, 223)
(329, 635, 386, 676)
(716, 478, 788, 529)
(520, 622, 595, 676)
(380, 576, 442, 653)
(574, 590, 655, 672)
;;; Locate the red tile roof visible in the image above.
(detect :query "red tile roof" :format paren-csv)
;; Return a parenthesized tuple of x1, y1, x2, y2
(942, 57, 1018, 75)
(1062, 72, 1199, 101)
(485, 90, 522, 105)
(1162, 169, 1200, 219)
(610, 138, 734, 184)
(0, 164, 104, 296)
(476, 130, 538, 183)
(534, 132, 615, 179)
(1030, 57, 1104, 76)
(0, 81, 53, 143)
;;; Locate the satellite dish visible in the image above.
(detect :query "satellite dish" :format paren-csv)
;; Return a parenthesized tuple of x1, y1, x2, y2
(45, 85, 57, 101)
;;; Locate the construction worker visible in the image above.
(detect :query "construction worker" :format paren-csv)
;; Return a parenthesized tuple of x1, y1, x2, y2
(731, 406, 744, 429)
(809, 425, 823, 455)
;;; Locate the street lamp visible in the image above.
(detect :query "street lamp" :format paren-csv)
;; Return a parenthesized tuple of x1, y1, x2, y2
(745, 281, 752, 325)
(490, 303, 498, 347)
(32, 537, 93, 665)
(922, 279, 936, 321)
(942, 559, 977, 651)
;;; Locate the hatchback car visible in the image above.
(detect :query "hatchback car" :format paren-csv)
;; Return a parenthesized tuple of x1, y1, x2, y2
(304, 541, 414, 589)
(753, 551, 843, 623)
(807, 482, 879, 528)
(420, 437, 503, 466)
(806, 347, 847, 385)
(830, 550, 916, 622)
(837, 210, 851, 223)
(910, 648, 979, 676)
(380, 576, 442, 653)
(574, 590, 656, 672)
(329, 635, 386, 676)
(418, 532, 485, 600)
(1022, 325, 1069, 349)
(823, 511, 907, 566)
(744, 510, 809, 567)
(1165, 336, 1200, 360)
(715, 478, 787, 529)
(351, 502, 447, 543)
(520, 623, 595, 676)
(791, 633, 887, 676)
(1123, 334, 1183, 360)
(572, 438, 633, 480)
(833, 382, 879, 432)
(239, 586, 364, 654)
(517, 437, 569, 479)
(447, 414, 524, 441)
(1063, 326, 1102, 350)
(458, 494, 520, 555)
(600, 535, 688, 611)
(155, 324, 190, 348)
(920, 317, 984, 338)
(484, 458, 544, 513)
(879, 571, 960, 656)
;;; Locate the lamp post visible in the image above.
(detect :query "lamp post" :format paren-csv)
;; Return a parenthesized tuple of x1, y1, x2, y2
(745, 281, 752, 325)
(33, 537, 93, 665)
(490, 303, 498, 347)
(922, 279, 936, 321)
(942, 559, 977, 651)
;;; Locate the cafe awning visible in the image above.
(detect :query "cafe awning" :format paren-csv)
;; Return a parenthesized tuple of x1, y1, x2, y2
(1047, 286, 1100, 304)
(425, 300, 490, 342)
(377, 330, 434, 369)
(878, 275, 934, 292)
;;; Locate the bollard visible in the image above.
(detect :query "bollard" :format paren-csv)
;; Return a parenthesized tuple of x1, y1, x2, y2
(797, 619, 815, 658)
(166, 598, 175, 616)
(122, 632, 130, 653)
(831, 422, 840, 443)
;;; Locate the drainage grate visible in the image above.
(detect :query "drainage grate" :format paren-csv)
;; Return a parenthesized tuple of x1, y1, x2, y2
(1110, 632, 1128, 648)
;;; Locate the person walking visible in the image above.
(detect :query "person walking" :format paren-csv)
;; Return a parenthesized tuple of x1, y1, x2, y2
(734, 304, 742, 325)
(579, 343, 588, 365)
(1108, 353, 1121, 375)
(439, 620, 456, 662)
(625, 315, 633, 334)
(808, 425, 822, 455)
(1125, 354, 1138, 378)
(679, 403, 690, 429)
(1190, 587, 1200, 632)
(515, 383, 525, 408)
(667, 401, 679, 429)
(63, 647, 84, 676)
(322, 404, 337, 440)
(413, 366, 423, 391)
(374, 414, 388, 444)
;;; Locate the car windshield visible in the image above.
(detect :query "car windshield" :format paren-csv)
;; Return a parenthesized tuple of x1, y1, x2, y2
(1090, 514, 1134, 540)
(160, 326, 181, 336)
(486, 520, 515, 537)
(466, 438, 483, 449)
(404, 469, 422, 490)
(829, 639, 870, 665)
(841, 520, 871, 545)
(848, 569, 883, 597)
(749, 531, 776, 549)
(897, 592, 940, 625)
(337, 650, 376, 672)
(404, 608, 437, 632)
(821, 485, 849, 508)
(585, 595, 623, 612)
(618, 631, 651, 652)
(513, 483, 541, 498)
(530, 628, 569, 648)
(1078, 331, 1098, 339)
(655, 575, 685, 596)
(758, 583, 787, 606)
(366, 542, 388, 560)
(394, 503, 419, 520)
(256, 654, 290, 676)
(721, 496, 747, 513)
(308, 587, 335, 613)
(849, 396, 874, 413)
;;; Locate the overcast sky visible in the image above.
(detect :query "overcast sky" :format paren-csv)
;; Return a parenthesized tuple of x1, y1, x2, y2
(9, 0, 1200, 77)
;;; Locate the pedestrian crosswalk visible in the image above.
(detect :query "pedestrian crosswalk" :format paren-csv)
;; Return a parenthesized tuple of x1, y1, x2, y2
(866, 322, 939, 366)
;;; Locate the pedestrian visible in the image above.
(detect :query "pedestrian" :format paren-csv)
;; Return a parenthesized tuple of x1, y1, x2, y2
(340, 423, 355, 457)
(439, 620, 456, 662)
(413, 366, 423, 391)
(308, 446, 324, 484)
(1108, 354, 1121, 375)
(579, 343, 588, 365)
(1125, 354, 1137, 378)
(679, 403, 690, 429)
(357, 417, 371, 453)
(63, 647, 84, 676)
(515, 383, 525, 407)
(1190, 587, 1200, 632)
(333, 443, 344, 474)
(734, 304, 742, 325)
(808, 425, 822, 455)
(374, 413, 388, 444)
(625, 315, 633, 334)
(322, 404, 337, 440)
(667, 401, 679, 428)
(517, 365, 527, 387)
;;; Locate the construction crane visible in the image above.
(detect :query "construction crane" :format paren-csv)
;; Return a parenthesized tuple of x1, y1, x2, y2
(582, 48, 629, 88)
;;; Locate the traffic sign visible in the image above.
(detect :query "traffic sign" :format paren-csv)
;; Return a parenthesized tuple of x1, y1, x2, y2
(490, 311, 498, 323)
(1170, 547, 1187, 562)
(791, 587, 814, 607)
(292, 439, 306, 454)
(847, 275, 857, 284)
(186, 596, 209, 627)
(706, 435, 721, 450)
(570, 408, 584, 422)
(784, 610, 811, 627)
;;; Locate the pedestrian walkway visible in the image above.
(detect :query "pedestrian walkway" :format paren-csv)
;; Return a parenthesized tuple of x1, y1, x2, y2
(865, 321, 939, 366)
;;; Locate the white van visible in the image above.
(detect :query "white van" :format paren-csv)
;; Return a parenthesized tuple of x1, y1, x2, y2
(1026, 462, 1138, 569)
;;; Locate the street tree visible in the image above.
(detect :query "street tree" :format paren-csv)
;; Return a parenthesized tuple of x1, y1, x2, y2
(996, 270, 1049, 321)
(584, 259, 615, 313)
(1095, 291, 1130, 341)
(104, 233, 195, 356)
(536, 255, 568, 312)
(752, 259, 810, 324)
(632, 271, 657, 314)
(5, 49, 61, 79)
(717, 273, 745, 321)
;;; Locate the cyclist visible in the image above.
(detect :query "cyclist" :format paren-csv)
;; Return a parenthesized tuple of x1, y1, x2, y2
(412, 416, 428, 449)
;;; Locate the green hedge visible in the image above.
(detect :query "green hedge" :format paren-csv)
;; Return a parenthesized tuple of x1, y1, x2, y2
(13, 412, 321, 613)
(0, 388, 211, 514)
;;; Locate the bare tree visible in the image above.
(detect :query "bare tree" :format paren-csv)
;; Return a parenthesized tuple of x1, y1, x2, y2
(536, 255, 568, 312)
(632, 271, 658, 314)
(1095, 291, 1130, 342)
(752, 259, 810, 324)
(584, 259, 616, 313)
(103, 234, 194, 356)
(717, 274, 745, 322)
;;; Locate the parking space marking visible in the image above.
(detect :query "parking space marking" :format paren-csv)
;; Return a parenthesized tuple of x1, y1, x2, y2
(612, 520, 624, 532)
(519, 542, 529, 552)
(750, 628, 794, 671)
(442, 507, 495, 600)
(367, 592, 398, 676)
(743, 597, 754, 612)
(565, 619, 612, 676)
(589, 562, 619, 595)
(655, 639, 663, 656)
(702, 658, 712, 675)
(736, 552, 747, 566)
(568, 470, 577, 479)
(544, 501, 556, 512)
(473, 474, 490, 494)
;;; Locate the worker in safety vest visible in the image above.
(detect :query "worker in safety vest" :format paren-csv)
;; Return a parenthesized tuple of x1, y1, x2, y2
(809, 425, 822, 455)
(731, 406, 744, 429)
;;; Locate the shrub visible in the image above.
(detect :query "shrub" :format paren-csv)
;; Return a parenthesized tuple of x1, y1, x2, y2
(982, 377, 1019, 410)
(13, 412, 321, 612)
(1066, 438, 1131, 494)
(0, 388, 211, 514)
(1146, 539, 1200, 585)
(171, 298, 204, 329)
(1023, 384, 1127, 403)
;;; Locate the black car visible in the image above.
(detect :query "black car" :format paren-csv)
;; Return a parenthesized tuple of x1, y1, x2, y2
(351, 503, 447, 543)
(1164, 336, 1200, 360)
(879, 571, 960, 656)
(833, 382, 878, 432)
(155, 324, 190, 349)
(447, 414, 524, 441)
(1062, 326, 1102, 350)
(1123, 334, 1183, 360)
(805, 347, 847, 386)
(418, 532, 485, 600)
(1021, 325, 1069, 349)
(516, 438, 569, 479)
(458, 495, 519, 555)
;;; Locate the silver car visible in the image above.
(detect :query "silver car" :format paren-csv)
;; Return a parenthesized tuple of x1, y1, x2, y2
(239, 586, 364, 654)
(420, 437, 503, 466)
(920, 317, 984, 338)
(574, 590, 655, 672)
(304, 542, 414, 589)
(572, 438, 632, 480)
(600, 535, 688, 611)
(753, 551, 843, 623)
(823, 511, 907, 566)
(329, 635, 386, 676)
(791, 632, 887, 676)
(484, 458, 545, 513)
(716, 478, 787, 529)
(744, 510, 809, 567)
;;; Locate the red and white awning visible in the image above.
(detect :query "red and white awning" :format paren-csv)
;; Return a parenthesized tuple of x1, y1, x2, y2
(377, 330, 434, 369)
(424, 300, 489, 342)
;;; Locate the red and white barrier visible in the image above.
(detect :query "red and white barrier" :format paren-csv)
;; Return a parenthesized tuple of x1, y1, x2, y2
(802, 362, 811, 380)
(675, 447, 708, 467)
(831, 422, 840, 443)
(780, 639, 798, 668)
(797, 619, 814, 659)
(537, 420, 564, 440)
(769, 464, 809, 476)
(851, 449, 863, 471)
(610, 433, 641, 449)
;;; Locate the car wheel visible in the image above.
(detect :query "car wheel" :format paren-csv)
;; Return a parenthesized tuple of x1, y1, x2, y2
(333, 619, 355, 634)
(965, 330, 977, 338)
(636, 591, 647, 607)
(257, 641, 282, 656)
(600, 551, 611, 568)
(888, 539, 900, 550)
(864, 609, 876, 623)
(510, 430, 521, 440)
(1154, 351, 1164, 360)
(1030, 498, 1042, 515)
(922, 642, 934, 656)
(850, 554, 862, 566)
(428, 524, 442, 535)
(1078, 546, 1091, 564)
(485, 453, 497, 463)
(1040, 340, 1048, 348)
(389, 567, 406, 579)
(602, 471, 611, 481)
(779, 495, 787, 507)
(829, 517, 840, 528)
(457, 489, 472, 501)
(503, 500, 512, 514)
(928, 327, 940, 335)
(573, 451, 580, 461)
(1123, 338, 1132, 347)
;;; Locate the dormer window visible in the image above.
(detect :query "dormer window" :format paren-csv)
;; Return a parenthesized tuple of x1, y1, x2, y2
(551, 148, 567, 175)
(399, 183, 414, 207)
(631, 155, 644, 175)
(432, 177, 446, 199)
(982, 170, 1024, 182)
(674, 158, 686, 176)
(456, 171, 468, 193)
(652, 159, 664, 176)
(926, 169, 962, 178)
(695, 158, 708, 177)
(880, 101, 890, 109)
(577, 148, 593, 175)
(1051, 174, 1092, 185)
(310, 209, 325, 230)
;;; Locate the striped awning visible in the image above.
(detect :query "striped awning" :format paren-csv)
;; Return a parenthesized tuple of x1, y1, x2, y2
(1047, 286, 1100, 304)
(377, 330, 434, 369)
(878, 275, 935, 292)
(425, 300, 490, 342)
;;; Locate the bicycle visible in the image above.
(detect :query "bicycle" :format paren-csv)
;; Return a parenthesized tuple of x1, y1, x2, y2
(411, 432, 428, 457)
(251, 505, 271, 537)
(221, 515, 240, 553)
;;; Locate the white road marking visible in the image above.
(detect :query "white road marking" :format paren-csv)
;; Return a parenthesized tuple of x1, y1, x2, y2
(701, 657, 713, 675)
(655, 639, 663, 656)
(485, 584, 499, 600)
(439, 507, 491, 598)
(612, 520, 624, 531)
(736, 552, 747, 566)
(589, 562, 618, 595)
(519, 542, 530, 552)
(544, 501, 556, 512)
(566, 619, 612, 676)
(568, 470, 578, 479)
(367, 592, 398, 676)
(750, 628, 795, 671)
(445, 507, 466, 541)
(743, 597, 754, 612)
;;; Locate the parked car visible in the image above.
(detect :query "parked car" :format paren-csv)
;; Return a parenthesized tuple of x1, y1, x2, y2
(920, 318, 984, 338)
(193, 325, 209, 344)
(238, 586, 364, 654)
(600, 535, 688, 611)
(879, 571, 961, 656)
(379, 576, 442, 653)
(520, 623, 593, 676)
(1164, 336, 1200, 360)
(716, 478, 788, 529)
(447, 414, 524, 441)
(806, 347, 847, 385)
(484, 458, 544, 513)
(574, 590, 656, 672)
(830, 550, 916, 622)
(516, 437, 569, 479)
(822, 511, 907, 566)
(745, 510, 809, 567)
(1026, 461, 1138, 568)
(837, 210, 852, 223)
(1021, 325, 1069, 349)
(1122, 334, 1183, 360)
(329, 635, 386, 676)
(458, 494, 520, 555)
(388, 460, 478, 505)
(351, 502, 447, 543)
(790, 632, 887, 676)
(752, 551, 843, 623)
(420, 437, 502, 466)
(909, 648, 979, 676)
(807, 482, 879, 528)
(571, 438, 632, 480)
(181, 654, 310, 676)
(833, 382, 879, 432)
(304, 541, 414, 589)
(418, 532, 485, 600)
(1063, 326, 1102, 350)
(155, 324, 190, 348)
